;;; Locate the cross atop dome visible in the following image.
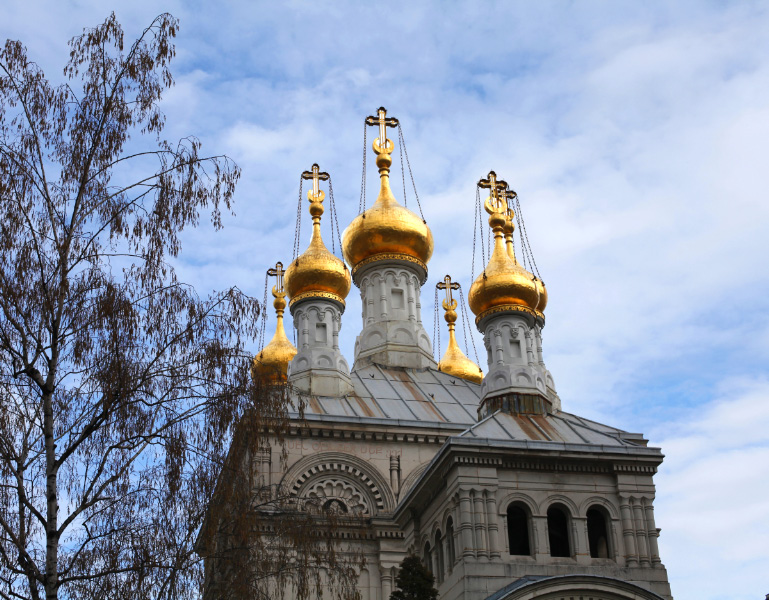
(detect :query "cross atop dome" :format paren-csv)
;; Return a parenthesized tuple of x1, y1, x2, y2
(365, 106, 399, 154)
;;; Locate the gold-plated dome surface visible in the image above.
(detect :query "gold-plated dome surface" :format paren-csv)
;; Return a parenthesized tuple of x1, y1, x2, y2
(285, 166, 351, 307)
(469, 175, 540, 323)
(436, 278, 482, 384)
(342, 117, 433, 278)
(253, 288, 297, 384)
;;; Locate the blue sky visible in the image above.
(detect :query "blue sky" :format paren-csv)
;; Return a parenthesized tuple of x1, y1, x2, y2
(3, 1, 769, 597)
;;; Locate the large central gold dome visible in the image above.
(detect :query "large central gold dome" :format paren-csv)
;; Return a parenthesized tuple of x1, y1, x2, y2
(285, 183, 351, 307)
(342, 150, 433, 280)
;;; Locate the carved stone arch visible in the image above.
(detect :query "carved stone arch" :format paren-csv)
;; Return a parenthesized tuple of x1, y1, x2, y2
(399, 461, 429, 498)
(580, 495, 620, 520)
(494, 574, 666, 600)
(540, 493, 579, 516)
(499, 491, 538, 517)
(281, 452, 395, 515)
(441, 506, 455, 532)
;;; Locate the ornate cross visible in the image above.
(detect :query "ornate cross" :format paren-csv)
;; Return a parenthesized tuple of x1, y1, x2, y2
(478, 171, 509, 211)
(267, 261, 285, 294)
(437, 274, 460, 308)
(500, 186, 518, 220)
(301, 163, 329, 202)
(365, 106, 399, 152)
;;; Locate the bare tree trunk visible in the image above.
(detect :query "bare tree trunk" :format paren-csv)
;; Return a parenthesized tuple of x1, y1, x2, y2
(43, 389, 58, 600)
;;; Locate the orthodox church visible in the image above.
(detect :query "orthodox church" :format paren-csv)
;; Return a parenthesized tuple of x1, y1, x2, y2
(199, 108, 674, 600)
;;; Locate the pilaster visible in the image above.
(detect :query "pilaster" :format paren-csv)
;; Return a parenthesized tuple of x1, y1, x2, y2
(288, 299, 353, 396)
(352, 261, 436, 370)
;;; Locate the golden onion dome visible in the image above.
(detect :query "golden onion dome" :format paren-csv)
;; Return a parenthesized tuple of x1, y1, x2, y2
(342, 115, 433, 282)
(253, 286, 297, 384)
(285, 167, 351, 308)
(469, 178, 540, 323)
(534, 277, 547, 317)
(437, 281, 482, 384)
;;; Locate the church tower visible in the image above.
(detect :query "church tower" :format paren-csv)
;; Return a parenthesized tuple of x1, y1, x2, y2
(342, 108, 436, 370)
(198, 107, 674, 600)
(285, 164, 353, 396)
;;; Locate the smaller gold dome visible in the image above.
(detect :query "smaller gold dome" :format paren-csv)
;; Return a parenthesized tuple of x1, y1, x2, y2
(505, 207, 547, 320)
(468, 184, 540, 323)
(437, 295, 482, 384)
(342, 143, 433, 280)
(285, 181, 351, 307)
(534, 278, 547, 317)
(253, 288, 297, 384)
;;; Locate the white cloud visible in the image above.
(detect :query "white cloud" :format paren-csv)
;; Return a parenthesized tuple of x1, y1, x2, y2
(3, 2, 768, 597)
(652, 378, 769, 598)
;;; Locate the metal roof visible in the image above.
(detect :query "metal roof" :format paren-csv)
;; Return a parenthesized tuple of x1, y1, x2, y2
(289, 366, 646, 447)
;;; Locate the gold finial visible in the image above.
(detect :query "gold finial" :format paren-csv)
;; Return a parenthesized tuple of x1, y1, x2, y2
(501, 187, 518, 261)
(267, 261, 286, 297)
(478, 171, 509, 224)
(436, 275, 483, 384)
(254, 261, 297, 384)
(284, 166, 351, 307)
(301, 163, 330, 224)
(468, 172, 540, 324)
(365, 106, 399, 156)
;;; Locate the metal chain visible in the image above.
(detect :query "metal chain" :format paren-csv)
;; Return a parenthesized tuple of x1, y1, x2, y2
(458, 286, 480, 364)
(433, 286, 441, 360)
(328, 176, 344, 257)
(398, 125, 426, 223)
(516, 195, 542, 279)
(258, 270, 269, 351)
(293, 175, 304, 260)
(359, 121, 367, 213)
(398, 124, 407, 207)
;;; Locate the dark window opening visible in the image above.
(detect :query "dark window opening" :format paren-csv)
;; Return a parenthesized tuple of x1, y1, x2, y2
(507, 504, 531, 555)
(446, 517, 456, 568)
(547, 505, 571, 557)
(434, 530, 444, 583)
(587, 507, 610, 558)
(323, 498, 348, 514)
(423, 542, 432, 573)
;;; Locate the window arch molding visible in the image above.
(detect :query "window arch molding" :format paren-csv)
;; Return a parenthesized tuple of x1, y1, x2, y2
(579, 495, 619, 520)
(498, 492, 539, 517)
(281, 451, 396, 515)
(539, 493, 579, 517)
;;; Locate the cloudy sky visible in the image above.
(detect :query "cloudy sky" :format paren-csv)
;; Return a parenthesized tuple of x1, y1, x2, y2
(3, 1, 768, 598)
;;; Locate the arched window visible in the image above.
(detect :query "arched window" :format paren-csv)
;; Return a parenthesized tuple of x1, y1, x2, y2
(507, 503, 531, 555)
(446, 517, 456, 568)
(547, 504, 571, 557)
(587, 506, 610, 558)
(434, 530, 444, 584)
(423, 541, 432, 573)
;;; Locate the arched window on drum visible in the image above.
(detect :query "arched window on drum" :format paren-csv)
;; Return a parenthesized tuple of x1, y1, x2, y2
(546, 504, 572, 557)
(506, 503, 531, 556)
(587, 505, 612, 559)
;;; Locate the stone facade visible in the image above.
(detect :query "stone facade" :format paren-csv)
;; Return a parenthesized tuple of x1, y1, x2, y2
(288, 298, 353, 397)
(352, 261, 436, 371)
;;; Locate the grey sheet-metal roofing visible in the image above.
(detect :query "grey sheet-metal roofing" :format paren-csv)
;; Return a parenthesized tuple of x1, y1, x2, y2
(289, 366, 645, 446)
(291, 365, 480, 424)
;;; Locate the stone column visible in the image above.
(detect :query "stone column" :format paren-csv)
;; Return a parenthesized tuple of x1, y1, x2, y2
(473, 491, 488, 558)
(406, 276, 416, 322)
(380, 568, 392, 600)
(458, 489, 475, 558)
(643, 498, 662, 566)
(619, 498, 639, 567)
(485, 493, 501, 559)
(632, 497, 650, 566)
